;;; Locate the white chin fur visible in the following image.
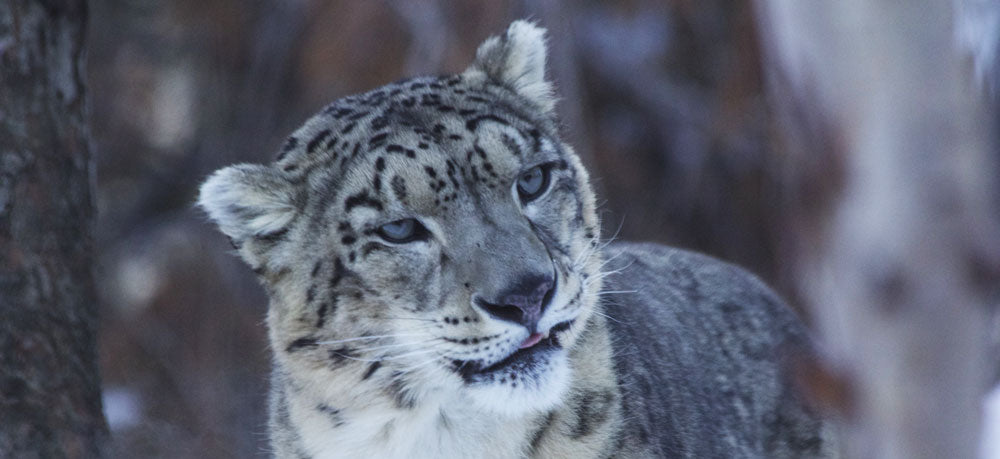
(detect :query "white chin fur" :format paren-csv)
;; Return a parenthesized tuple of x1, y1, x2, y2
(463, 351, 570, 416)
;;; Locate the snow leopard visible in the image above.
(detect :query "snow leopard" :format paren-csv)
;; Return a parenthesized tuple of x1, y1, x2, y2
(198, 20, 837, 458)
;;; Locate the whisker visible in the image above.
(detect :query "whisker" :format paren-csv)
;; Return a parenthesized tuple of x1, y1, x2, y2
(350, 338, 440, 354)
(332, 348, 441, 363)
(374, 316, 438, 323)
(397, 356, 442, 374)
(316, 333, 426, 346)
(588, 308, 625, 325)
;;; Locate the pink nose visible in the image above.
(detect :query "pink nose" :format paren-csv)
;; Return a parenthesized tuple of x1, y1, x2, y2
(475, 276, 555, 332)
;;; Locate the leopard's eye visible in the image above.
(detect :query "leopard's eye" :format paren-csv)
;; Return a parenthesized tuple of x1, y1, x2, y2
(516, 165, 550, 203)
(377, 218, 428, 243)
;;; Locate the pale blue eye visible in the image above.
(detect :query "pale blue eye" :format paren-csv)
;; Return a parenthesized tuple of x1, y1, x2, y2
(516, 165, 549, 202)
(377, 219, 424, 243)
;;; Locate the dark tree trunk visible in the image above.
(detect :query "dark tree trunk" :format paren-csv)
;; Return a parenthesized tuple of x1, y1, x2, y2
(0, 1, 107, 457)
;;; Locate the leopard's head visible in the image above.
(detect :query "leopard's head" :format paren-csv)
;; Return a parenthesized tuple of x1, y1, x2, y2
(198, 21, 602, 416)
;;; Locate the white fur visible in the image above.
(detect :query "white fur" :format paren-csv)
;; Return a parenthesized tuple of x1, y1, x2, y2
(292, 390, 534, 459)
(198, 164, 296, 241)
(465, 351, 571, 416)
(469, 20, 556, 113)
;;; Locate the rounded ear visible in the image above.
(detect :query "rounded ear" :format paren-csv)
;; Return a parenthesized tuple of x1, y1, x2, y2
(197, 164, 297, 246)
(466, 20, 555, 114)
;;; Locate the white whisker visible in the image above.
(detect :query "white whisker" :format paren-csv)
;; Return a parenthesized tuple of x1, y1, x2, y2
(332, 348, 441, 363)
(350, 338, 440, 354)
(596, 289, 637, 295)
(316, 333, 426, 346)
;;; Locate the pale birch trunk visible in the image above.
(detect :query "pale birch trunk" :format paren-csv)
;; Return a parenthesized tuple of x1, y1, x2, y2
(755, 1, 1000, 458)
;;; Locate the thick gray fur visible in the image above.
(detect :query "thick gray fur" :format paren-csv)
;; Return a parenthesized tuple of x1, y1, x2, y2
(601, 243, 833, 457)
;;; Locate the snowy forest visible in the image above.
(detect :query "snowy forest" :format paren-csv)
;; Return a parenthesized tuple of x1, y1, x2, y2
(1, 0, 998, 457)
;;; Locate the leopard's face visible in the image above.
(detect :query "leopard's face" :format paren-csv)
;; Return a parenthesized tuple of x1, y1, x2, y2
(199, 21, 601, 415)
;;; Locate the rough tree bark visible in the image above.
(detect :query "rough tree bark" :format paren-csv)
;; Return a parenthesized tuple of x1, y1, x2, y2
(0, 1, 108, 457)
(756, 1, 1000, 458)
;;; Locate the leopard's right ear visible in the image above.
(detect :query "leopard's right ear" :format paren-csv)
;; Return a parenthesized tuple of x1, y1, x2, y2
(197, 164, 297, 247)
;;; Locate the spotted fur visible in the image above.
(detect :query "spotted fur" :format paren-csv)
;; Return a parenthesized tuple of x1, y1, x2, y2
(199, 20, 836, 458)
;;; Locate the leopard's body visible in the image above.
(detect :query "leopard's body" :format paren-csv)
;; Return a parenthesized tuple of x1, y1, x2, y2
(199, 21, 836, 458)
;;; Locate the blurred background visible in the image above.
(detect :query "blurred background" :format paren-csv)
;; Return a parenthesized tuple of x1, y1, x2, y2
(87, 0, 995, 457)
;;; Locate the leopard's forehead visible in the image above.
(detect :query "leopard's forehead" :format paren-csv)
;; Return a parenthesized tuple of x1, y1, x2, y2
(270, 74, 563, 225)
(275, 75, 554, 178)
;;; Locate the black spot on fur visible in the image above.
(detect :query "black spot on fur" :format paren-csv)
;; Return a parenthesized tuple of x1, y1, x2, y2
(311, 260, 323, 278)
(326, 107, 354, 119)
(501, 134, 523, 157)
(570, 389, 616, 439)
(341, 235, 356, 245)
(255, 228, 289, 243)
(391, 175, 407, 201)
(344, 191, 384, 212)
(286, 337, 318, 353)
(316, 302, 329, 328)
(375, 157, 386, 172)
(362, 361, 382, 380)
(328, 347, 357, 367)
(341, 122, 357, 134)
(277, 136, 298, 161)
(317, 404, 345, 428)
(386, 372, 417, 409)
(307, 129, 332, 154)
(306, 286, 316, 303)
(421, 94, 441, 106)
(329, 257, 347, 288)
(465, 115, 507, 131)
(368, 132, 389, 148)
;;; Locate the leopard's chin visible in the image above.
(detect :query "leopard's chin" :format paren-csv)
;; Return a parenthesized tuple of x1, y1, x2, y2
(459, 348, 571, 416)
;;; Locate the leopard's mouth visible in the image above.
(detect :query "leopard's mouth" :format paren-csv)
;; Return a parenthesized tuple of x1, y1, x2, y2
(454, 320, 574, 383)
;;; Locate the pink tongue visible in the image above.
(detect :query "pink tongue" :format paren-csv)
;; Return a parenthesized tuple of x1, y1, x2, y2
(519, 333, 545, 349)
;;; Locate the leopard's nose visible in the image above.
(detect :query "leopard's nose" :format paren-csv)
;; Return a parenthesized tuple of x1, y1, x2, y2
(474, 275, 555, 332)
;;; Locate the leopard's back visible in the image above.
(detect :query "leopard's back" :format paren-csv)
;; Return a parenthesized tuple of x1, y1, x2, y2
(602, 243, 836, 457)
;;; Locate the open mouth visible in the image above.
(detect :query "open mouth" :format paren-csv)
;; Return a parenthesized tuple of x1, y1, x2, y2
(455, 320, 574, 382)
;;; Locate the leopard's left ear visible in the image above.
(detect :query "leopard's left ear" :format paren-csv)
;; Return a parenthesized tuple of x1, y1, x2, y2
(467, 20, 555, 114)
